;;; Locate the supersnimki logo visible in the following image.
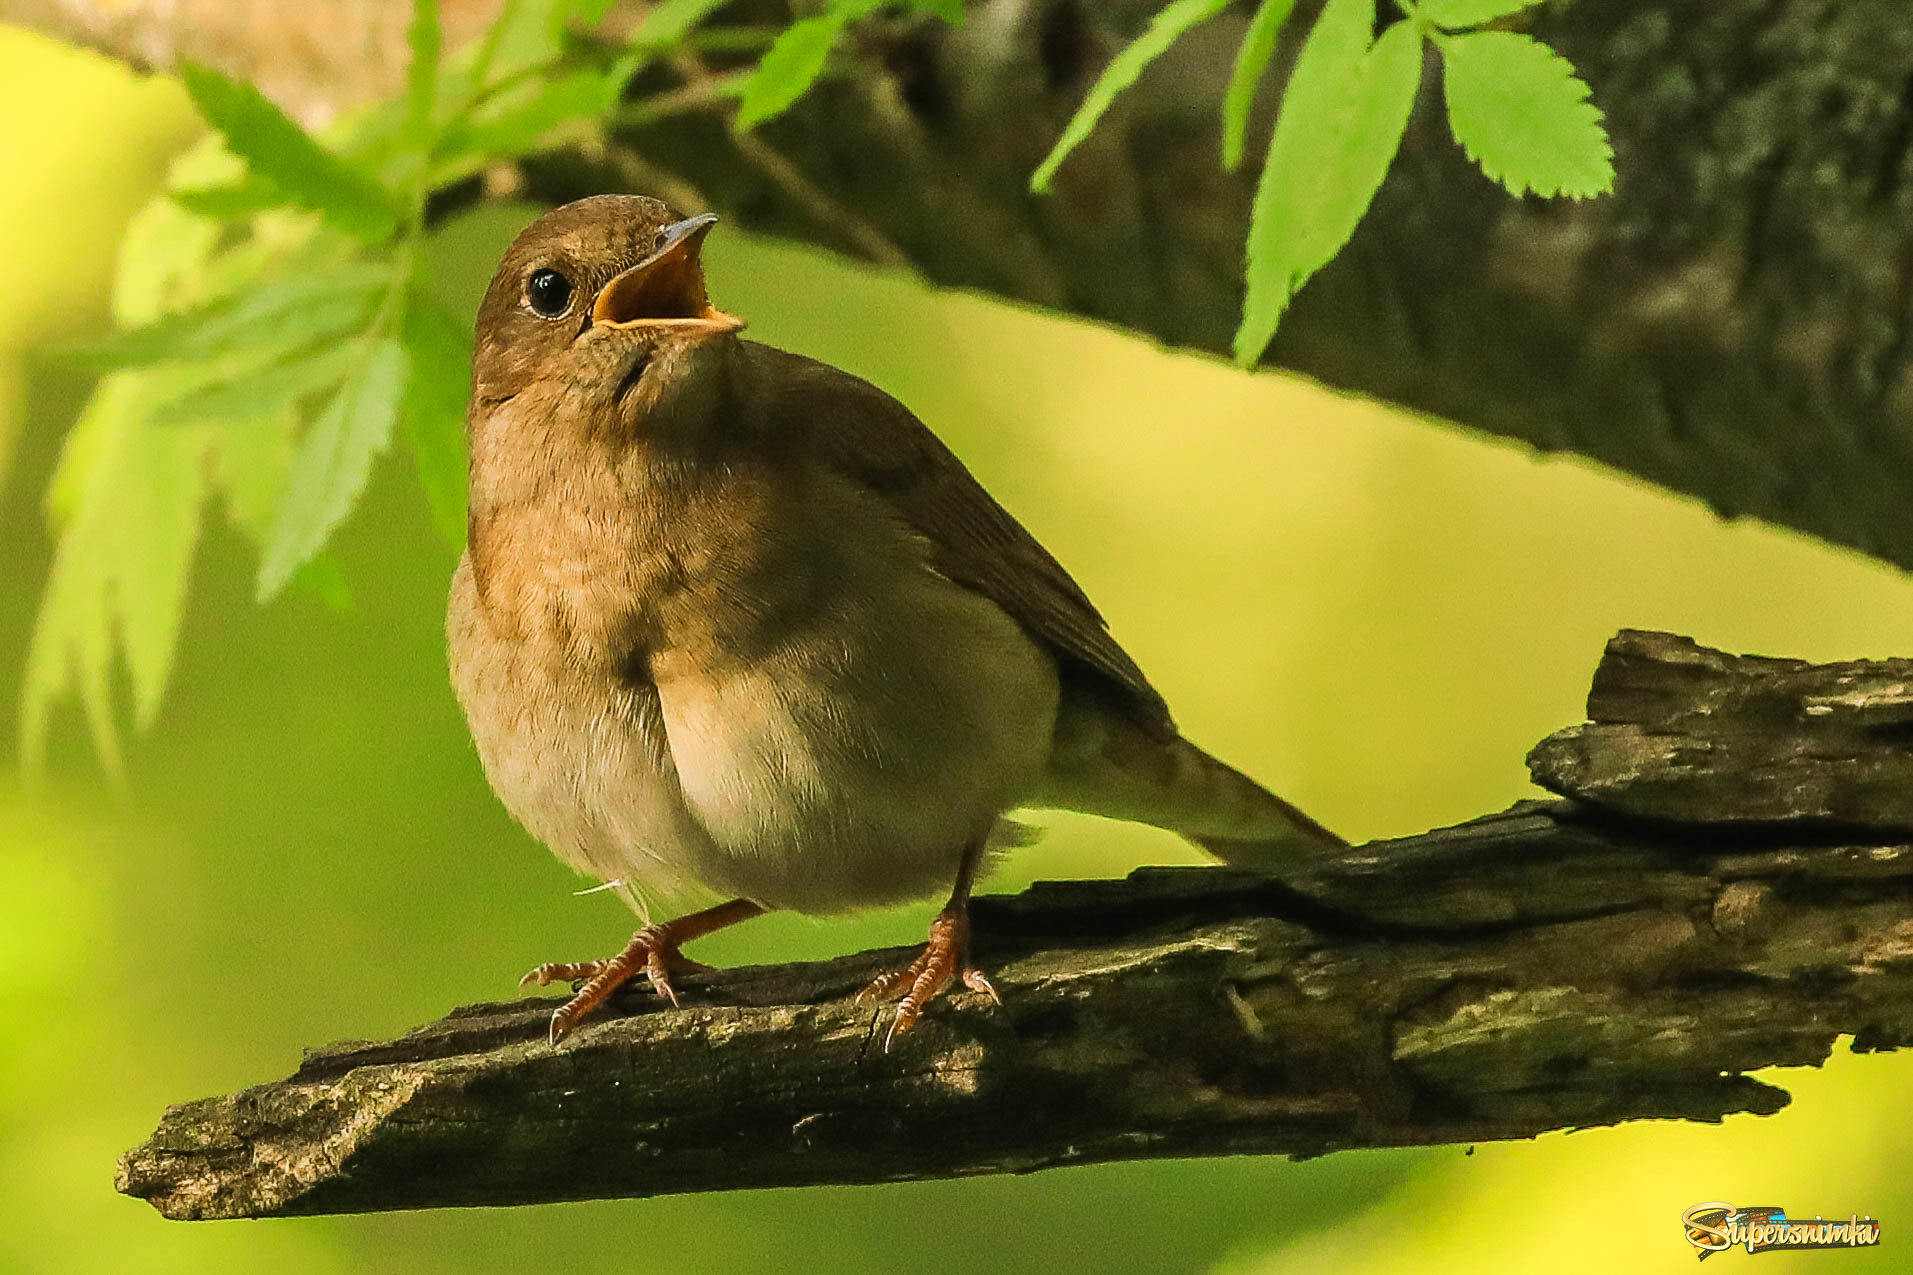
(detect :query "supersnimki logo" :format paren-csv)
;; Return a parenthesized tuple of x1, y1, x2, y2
(1682, 1203, 1882, 1259)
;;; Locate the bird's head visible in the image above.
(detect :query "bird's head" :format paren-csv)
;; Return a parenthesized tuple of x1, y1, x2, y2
(471, 195, 744, 426)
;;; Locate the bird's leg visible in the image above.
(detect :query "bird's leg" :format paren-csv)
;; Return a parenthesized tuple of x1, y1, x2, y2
(857, 839, 999, 1046)
(521, 897, 766, 1044)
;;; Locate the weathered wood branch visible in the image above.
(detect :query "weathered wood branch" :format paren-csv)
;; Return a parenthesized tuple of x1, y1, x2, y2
(118, 630, 1913, 1219)
(12, 1, 1913, 569)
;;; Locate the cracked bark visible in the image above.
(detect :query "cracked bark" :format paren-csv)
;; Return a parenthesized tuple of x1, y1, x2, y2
(12, 1, 1913, 568)
(118, 630, 1913, 1219)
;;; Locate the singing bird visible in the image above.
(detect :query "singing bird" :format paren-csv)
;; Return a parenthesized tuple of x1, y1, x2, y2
(450, 195, 1342, 1046)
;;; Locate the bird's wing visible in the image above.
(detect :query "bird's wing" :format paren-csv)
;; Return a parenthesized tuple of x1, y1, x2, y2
(753, 342, 1175, 735)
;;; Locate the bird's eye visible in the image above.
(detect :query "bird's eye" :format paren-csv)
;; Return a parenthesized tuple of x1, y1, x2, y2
(525, 268, 574, 318)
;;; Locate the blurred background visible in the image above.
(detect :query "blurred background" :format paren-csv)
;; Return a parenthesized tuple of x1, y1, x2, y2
(3, 20, 1911, 1275)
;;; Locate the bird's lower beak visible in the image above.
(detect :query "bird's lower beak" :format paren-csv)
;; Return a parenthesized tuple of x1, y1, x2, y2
(591, 214, 745, 334)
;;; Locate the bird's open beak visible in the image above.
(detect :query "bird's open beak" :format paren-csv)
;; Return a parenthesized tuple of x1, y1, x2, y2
(591, 214, 745, 334)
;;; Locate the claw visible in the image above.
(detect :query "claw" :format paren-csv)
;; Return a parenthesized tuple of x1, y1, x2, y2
(645, 948, 685, 1007)
(962, 968, 1001, 1005)
(859, 904, 999, 1049)
(517, 898, 766, 1045)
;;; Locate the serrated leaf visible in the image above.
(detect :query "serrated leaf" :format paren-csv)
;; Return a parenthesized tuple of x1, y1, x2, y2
(1442, 30, 1614, 198)
(179, 63, 402, 241)
(407, 0, 443, 140)
(1235, 5, 1422, 365)
(1221, 0, 1298, 171)
(21, 371, 211, 777)
(400, 298, 472, 548)
(112, 186, 224, 328)
(1031, 0, 1233, 193)
(733, 13, 849, 130)
(435, 70, 621, 163)
(258, 339, 410, 600)
(1419, 0, 1540, 29)
(633, 0, 733, 46)
(51, 340, 298, 512)
(148, 342, 362, 428)
(213, 407, 299, 542)
(57, 267, 390, 370)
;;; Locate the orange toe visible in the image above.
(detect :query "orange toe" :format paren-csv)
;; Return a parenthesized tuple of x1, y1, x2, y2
(858, 905, 999, 1048)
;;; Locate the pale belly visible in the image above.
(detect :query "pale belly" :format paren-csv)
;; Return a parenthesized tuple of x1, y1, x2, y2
(447, 551, 1060, 916)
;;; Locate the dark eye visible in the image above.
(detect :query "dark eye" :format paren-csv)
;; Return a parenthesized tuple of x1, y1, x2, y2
(525, 268, 574, 318)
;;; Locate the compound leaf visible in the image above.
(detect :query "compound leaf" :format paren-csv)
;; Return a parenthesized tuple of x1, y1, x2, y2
(179, 62, 402, 241)
(21, 371, 210, 776)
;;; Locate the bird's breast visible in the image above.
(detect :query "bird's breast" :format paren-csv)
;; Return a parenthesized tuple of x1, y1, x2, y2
(449, 457, 1060, 913)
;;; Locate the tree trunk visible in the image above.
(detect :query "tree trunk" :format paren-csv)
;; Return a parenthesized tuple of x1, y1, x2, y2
(12, 0, 1913, 568)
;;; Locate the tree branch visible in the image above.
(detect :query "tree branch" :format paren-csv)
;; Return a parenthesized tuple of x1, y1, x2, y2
(13, 1, 1913, 569)
(116, 630, 1913, 1219)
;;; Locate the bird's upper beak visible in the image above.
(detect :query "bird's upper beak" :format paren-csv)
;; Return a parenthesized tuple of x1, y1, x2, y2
(591, 214, 745, 334)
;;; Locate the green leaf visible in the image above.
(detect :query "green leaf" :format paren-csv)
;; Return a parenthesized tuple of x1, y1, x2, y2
(147, 342, 363, 428)
(58, 267, 391, 370)
(1441, 30, 1614, 198)
(258, 339, 410, 600)
(407, 0, 443, 140)
(169, 176, 285, 221)
(21, 371, 211, 777)
(733, 12, 850, 130)
(212, 408, 298, 542)
(476, 0, 570, 83)
(1419, 0, 1539, 29)
(112, 181, 224, 327)
(435, 69, 622, 163)
(633, 0, 733, 46)
(574, 0, 622, 22)
(399, 298, 472, 548)
(1221, 0, 1298, 171)
(1235, 5, 1422, 365)
(179, 63, 403, 241)
(1030, 0, 1233, 193)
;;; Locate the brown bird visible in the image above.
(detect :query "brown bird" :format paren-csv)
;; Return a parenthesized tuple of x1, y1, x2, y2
(449, 195, 1343, 1046)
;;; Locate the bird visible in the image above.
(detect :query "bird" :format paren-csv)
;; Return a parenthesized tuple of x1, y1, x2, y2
(448, 194, 1344, 1047)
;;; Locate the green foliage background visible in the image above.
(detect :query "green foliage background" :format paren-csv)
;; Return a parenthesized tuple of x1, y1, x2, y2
(0, 19, 1909, 1275)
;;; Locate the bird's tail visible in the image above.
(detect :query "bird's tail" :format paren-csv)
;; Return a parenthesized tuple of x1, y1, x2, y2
(1036, 692, 1345, 870)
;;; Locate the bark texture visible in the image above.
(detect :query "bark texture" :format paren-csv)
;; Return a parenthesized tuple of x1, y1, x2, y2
(10, 1, 1913, 567)
(118, 631, 1913, 1219)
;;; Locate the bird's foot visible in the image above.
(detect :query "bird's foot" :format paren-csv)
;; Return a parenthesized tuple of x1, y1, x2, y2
(519, 898, 764, 1045)
(857, 905, 999, 1049)
(520, 925, 712, 1045)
